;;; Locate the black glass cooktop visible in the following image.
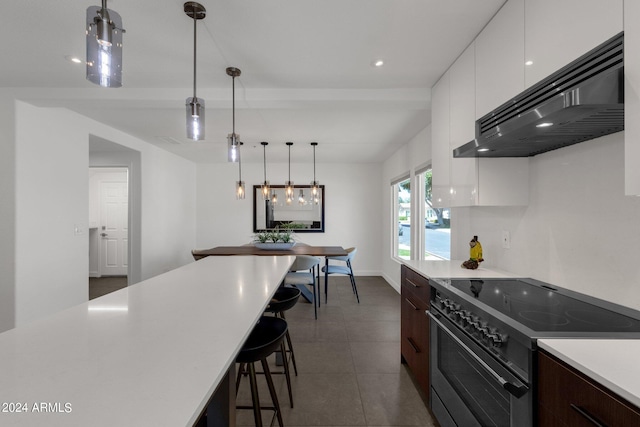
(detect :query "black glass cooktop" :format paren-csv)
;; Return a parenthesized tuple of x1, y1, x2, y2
(448, 278, 640, 333)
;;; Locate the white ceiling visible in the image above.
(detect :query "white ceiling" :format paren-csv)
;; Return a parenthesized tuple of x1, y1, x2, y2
(2, 0, 506, 163)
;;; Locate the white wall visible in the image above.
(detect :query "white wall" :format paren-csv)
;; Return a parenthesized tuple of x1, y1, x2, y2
(196, 161, 382, 275)
(0, 95, 16, 331)
(381, 126, 432, 291)
(10, 101, 197, 330)
(455, 132, 640, 311)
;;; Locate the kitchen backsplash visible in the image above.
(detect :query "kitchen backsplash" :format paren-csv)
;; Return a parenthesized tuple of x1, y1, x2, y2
(452, 131, 640, 311)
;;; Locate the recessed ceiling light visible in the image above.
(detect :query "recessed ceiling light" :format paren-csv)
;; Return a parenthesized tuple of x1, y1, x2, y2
(64, 55, 83, 64)
(536, 122, 553, 128)
(525, 60, 533, 66)
(372, 59, 384, 67)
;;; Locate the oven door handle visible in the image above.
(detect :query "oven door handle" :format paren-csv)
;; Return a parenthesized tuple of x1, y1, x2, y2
(428, 311, 529, 399)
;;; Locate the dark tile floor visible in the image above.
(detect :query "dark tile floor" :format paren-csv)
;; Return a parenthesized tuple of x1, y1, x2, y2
(89, 276, 127, 300)
(236, 276, 437, 427)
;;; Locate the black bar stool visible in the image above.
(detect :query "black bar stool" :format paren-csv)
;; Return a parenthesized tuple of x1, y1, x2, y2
(265, 286, 300, 408)
(236, 316, 288, 427)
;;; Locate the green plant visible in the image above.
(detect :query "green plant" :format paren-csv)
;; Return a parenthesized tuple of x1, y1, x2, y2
(254, 227, 294, 244)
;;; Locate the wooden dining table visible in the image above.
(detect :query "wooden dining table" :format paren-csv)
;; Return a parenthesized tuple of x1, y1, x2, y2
(192, 244, 348, 304)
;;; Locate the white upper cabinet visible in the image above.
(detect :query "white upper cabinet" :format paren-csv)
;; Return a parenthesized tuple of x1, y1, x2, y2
(449, 44, 478, 206)
(475, 0, 525, 118)
(431, 72, 450, 208)
(524, 0, 623, 88)
(625, 0, 640, 195)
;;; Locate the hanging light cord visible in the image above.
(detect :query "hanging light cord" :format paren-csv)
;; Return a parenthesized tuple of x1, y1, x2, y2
(313, 144, 316, 181)
(288, 144, 291, 182)
(263, 144, 267, 182)
(192, 7, 197, 99)
(232, 74, 236, 137)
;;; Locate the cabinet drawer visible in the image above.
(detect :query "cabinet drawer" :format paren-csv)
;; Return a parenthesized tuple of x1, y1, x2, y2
(401, 288, 430, 396)
(401, 265, 430, 306)
(538, 351, 640, 426)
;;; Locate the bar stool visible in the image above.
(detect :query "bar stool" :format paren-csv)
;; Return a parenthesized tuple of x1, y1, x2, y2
(265, 286, 301, 408)
(236, 316, 288, 427)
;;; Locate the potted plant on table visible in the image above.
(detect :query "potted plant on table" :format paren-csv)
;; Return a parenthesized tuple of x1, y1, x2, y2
(253, 227, 296, 250)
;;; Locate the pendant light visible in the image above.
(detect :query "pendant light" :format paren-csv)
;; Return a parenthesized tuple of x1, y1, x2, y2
(227, 67, 241, 162)
(86, 0, 125, 87)
(236, 142, 245, 199)
(285, 142, 294, 204)
(184, 2, 206, 141)
(298, 189, 305, 205)
(260, 142, 270, 200)
(271, 190, 278, 204)
(310, 142, 320, 204)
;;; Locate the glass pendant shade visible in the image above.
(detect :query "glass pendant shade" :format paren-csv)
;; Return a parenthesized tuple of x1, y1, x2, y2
(298, 189, 305, 205)
(185, 97, 205, 140)
(310, 142, 320, 204)
(86, 5, 124, 88)
(285, 142, 294, 204)
(261, 181, 270, 199)
(260, 142, 270, 200)
(271, 191, 278, 203)
(228, 133, 239, 162)
(236, 181, 245, 199)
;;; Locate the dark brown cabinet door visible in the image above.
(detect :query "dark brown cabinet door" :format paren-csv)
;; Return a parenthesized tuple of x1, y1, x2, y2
(538, 351, 640, 427)
(400, 265, 430, 398)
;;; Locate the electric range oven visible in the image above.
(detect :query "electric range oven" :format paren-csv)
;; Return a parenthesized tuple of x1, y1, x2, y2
(427, 277, 640, 427)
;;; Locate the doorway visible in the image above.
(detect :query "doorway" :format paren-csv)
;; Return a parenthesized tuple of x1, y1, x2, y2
(89, 167, 129, 298)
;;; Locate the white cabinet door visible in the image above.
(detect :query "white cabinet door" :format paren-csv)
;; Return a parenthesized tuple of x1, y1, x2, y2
(524, 0, 623, 88)
(475, 0, 525, 118)
(431, 73, 450, 208)
(449, 44, 478, 207)
(625, 0, 640, 195)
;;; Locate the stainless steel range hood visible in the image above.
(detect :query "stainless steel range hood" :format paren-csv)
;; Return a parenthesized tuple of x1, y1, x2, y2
(453, 32, 624, 158)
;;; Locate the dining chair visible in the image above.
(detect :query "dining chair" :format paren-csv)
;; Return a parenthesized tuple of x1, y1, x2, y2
(283, 255, 320, 319)
(321, 247, 360, 303)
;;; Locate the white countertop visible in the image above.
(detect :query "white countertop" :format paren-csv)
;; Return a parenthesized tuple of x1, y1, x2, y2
(538, 339, 640, 408)
(402, 259, 518, 279)
(0, 255, 294, 426)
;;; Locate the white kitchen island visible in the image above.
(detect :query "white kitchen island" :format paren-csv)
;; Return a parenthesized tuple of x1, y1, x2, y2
(0, 255, 294, 427)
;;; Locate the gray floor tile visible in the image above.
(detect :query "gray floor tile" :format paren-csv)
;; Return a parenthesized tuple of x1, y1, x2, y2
(345, 321, 401, 342)
(281, 373, 367, 426)
(350, 341, 402, 374)
(357, 370, 434, 426)
(234, 275, 436, 427)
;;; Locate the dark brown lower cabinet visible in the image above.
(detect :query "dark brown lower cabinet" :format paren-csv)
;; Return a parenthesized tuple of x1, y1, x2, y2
(400, 265, 430, 399)
(538, 350, 640, 426)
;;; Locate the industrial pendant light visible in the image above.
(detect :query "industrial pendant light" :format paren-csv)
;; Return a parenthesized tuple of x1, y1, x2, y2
(227, 67, 241, 162)
(310, 142, 320, 204)
(86, 0, 125, 87)
(285, 142, 294, 204)
(260, 142, 270, 200)
(236, 142, 245, 199)
(184, 2, 206, 141)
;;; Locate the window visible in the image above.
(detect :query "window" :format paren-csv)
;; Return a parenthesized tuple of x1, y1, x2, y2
(420, 168, 450, 260)
(393, 177, 411, 260)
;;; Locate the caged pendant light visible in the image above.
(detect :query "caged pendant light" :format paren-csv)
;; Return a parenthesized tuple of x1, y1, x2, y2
(184, 2, 206, 141)
(285, 142, 295, 204)
(260, 142, 270, 200)
(227, 67, 242, 162)
(86, 0, 125, 88)
(310, 142, 320, 204)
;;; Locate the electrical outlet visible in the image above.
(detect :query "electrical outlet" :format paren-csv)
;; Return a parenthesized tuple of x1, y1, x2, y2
(502, 230, 511, 249)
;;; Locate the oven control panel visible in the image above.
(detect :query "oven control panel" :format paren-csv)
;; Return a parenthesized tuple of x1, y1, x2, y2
(434, 291, 508, 349)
